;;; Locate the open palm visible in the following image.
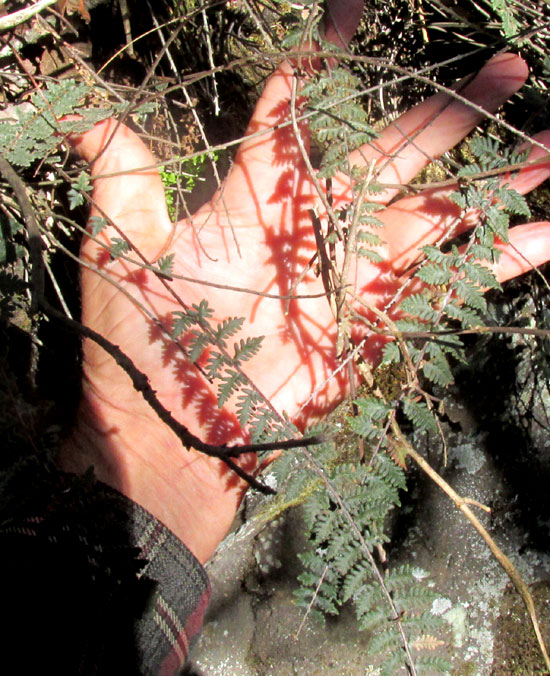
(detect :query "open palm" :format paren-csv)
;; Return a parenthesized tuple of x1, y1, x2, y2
(64, 51, 550, 563)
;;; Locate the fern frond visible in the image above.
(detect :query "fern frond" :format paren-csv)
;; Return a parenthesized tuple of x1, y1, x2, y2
(400, 611, 446, 636)
(372, 453, 408, 491)
(416, 263, 452, 287)
(205, 350, 226, 379)
(355, 607, 388, 632)
(380, 650, 405, 676)
(402, 399, 438, 434)
(157, 253, 175, 277)
(187, 329, 211, 363)
(381, 341, 401, 364)
(452, 278, 487, 312)
(217, 369, 245, 407)
(414, 654, 453, 673)
(109, 237, 131, 260)
(443, 302, 483, 329)
(463, 259, 500, 288)
(341, 561, 371, 602)
(235, 387, 261, 427)
(214, 316, 245, 345)
(233, 336, 264, 363)
(311, 510, 342, 544)
(401, 292, 439, 323)
(368, 626, 402, 655)
(355, 582, 385, 621)
(283, 465, 318, 502)
(422, 349, 454, 387)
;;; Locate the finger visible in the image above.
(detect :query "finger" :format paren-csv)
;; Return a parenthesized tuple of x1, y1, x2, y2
(221, 60, 302, 212)
(492, 221, 550, 283)
(383, 130, 550, 274)
(68, 119, 173, 264)
(397, 221, 550, 293)
(324, 0, 364, 49)
(222, 3, 363, 208)
(331, 53, 529, 207)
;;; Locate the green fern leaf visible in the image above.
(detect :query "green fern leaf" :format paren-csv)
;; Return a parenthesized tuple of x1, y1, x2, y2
(443, 301, 482, 328)
(368, 626, 402, 655)
(214, 316, 245, 345)
(157, 253, 175, 277)
(341, 561, 371, 602)
(402, 398, 438, 434)
(217, 369, 245, 407)
(205, 351, 226, 379)
(462, 260, 501, 289)
(88, 216, 109, 236)
(452, 278, 487, 312)
(355, 582, 384, 621)
(414, 654, 453, 673)
(494, 185, 530, 218)
(401, 293, 439, 322)
(109, 237, 131, 260)
(421, 244, 455, 265)
(311, 511, 341, 545)
(416, 263, 452, 287)
(381, 341, 401, 364)
(356, 607, 388, 632)
(372, 454, 407, 490)
(187, 329, 210, 363)
(235, 387, 261, 427)
(379, 650, 405, 676)
(422, 350, 454, 387)
(67, 171, 91, 210)
(233, 336, 264, 363)
(302, 489, 331, 532)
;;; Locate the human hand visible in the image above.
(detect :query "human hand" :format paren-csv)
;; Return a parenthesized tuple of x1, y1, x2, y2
(61, 16, 550, 563)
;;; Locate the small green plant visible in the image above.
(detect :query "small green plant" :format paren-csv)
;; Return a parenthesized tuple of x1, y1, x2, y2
(160, 151, 219, 219)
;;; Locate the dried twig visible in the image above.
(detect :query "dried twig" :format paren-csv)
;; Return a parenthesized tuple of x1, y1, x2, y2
(0, 0, 57, 32)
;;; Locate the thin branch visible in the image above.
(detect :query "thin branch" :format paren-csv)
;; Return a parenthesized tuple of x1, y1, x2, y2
(379, 154, 550, 194)
(295, 563, 329, 639)
(43, 299, 322, 494)
(0, 0, 57, 32)
(0, 155, 44, 312)
(289, 70, 343, 238)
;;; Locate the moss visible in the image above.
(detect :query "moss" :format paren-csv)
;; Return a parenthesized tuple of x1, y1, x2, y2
(491, 580, 550, 675)
(372, 362, 407, 403)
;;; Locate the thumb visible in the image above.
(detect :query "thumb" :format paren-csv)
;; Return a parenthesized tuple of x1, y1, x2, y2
(69, 118, 173, 265)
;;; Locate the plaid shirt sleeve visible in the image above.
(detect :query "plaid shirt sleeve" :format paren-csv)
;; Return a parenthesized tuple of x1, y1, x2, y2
(0, 462, 210, 675)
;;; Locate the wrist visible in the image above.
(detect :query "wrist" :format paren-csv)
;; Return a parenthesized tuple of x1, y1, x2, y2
(59, 387, 246, 564)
